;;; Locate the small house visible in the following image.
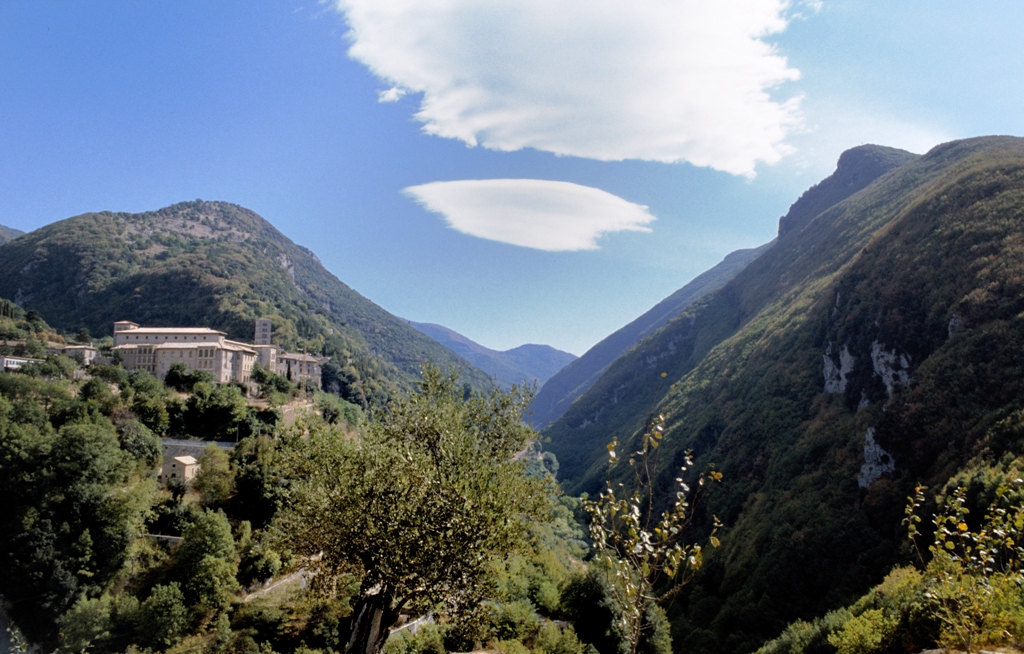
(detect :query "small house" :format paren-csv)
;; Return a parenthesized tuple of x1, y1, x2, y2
(159, 455, 199, 484)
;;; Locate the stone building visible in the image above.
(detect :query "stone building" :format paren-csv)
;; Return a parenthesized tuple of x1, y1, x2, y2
(111, 321, 257, 384)
(159, 455, 199, 483)
(250, 319, 324, 389)
(61, 344, 99, 366)
(278, 351, 323, 388)
(110, 319, 324, 389)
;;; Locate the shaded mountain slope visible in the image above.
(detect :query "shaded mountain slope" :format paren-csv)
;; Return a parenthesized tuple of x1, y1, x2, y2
(544, 137, 1024, 654)
(529, 241, 773, 429)
(534, 145, 915, 433)
(531, 146, 915, 432)
(409, 321, 576, 390)
(0, 225, 23, 245)
(0, 201, 493, 404)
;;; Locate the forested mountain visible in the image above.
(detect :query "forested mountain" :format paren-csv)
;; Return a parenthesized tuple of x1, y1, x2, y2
(0, 224, 24, 245)
(530, 145, 916, 431)
(0, 201, 493, 404)
(529, 242, 772, 429)
(542, 137, 1024, 654)
(409, 321, 576, 390)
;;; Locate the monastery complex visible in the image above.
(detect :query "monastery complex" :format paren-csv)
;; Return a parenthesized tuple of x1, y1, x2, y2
(111, 317, 323, 388)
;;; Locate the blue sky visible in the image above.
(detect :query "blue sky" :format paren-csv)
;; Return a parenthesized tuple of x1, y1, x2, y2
(1, 1, 1022, 355)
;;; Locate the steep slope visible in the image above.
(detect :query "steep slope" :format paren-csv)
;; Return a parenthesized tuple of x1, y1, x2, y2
(0, 201, 493, 404)
(531, 145, 916, 431)
(409, 321, 576, 390)
(0, 225, 23, 245)
(529, 242, 772, 429)
(545, 137, 1024, 654)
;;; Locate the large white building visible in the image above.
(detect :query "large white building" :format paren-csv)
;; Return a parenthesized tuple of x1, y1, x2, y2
(111, 319, 324, 388)
(112, 321, 257, 384)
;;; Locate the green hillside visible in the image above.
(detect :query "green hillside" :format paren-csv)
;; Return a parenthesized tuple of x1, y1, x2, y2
(0, 201, 493, 404)
(0, 224, 24, 245)
(529, 241, 773, 429)
(543, 137, 1024, 654)
(530, 146, 917, 432)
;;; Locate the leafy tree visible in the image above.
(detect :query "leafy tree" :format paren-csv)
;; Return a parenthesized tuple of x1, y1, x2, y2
(904, 480, 1024, 652)
(282, 364, 547, 654)
(584, 412, 722, 654)
(139, 583, 189, 649)
(194, 443, 235, 505)
(231, 435, 287, 529)
(171, 508, 241, 617)
(164, 361, 214, 392)
(113, 417, 161, 466)
(174, 381, 249, 440)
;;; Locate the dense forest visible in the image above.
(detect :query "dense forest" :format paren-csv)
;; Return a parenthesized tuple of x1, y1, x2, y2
(0, 352, 638, 654)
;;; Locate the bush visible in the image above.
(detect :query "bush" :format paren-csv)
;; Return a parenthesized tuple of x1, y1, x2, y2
(139, 583, 189, 650)
(534, 622, 586, 654)
(385, 623, 447, 654)
(488, 600, 541, 642)
(164, 361, 214, 392)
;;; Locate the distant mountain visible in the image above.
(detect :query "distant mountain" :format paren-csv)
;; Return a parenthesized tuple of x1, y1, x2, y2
(529, 242, 773, 429)
(0, 224, 24, 245)
(409, 321, 576, 390)
(0, 201, 494, 405)
(541, 137, 1024, 654)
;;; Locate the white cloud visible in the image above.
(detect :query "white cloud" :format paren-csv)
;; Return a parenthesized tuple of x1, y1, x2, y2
(333, 0, 802, 176)
(402, 179, 655, 251)
(378, 86, 407, 103)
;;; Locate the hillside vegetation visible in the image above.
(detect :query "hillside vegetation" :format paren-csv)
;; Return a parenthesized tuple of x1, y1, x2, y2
(409, 321, 577, 390)
(531, 146, 917, 432)
(0, 201, 492, 405)
(543, 137, 1024, 654)
(529, 242, 772, 429)
(0, 224, 24, 245)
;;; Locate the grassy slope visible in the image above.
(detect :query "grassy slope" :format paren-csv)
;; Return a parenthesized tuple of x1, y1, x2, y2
(546, 137, 1024, 654)
(0, 201, 493, 399)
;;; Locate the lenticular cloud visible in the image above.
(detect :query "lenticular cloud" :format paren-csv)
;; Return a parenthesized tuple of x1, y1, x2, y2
(334, 0, 802, 176)
(403, 180, 655, 251)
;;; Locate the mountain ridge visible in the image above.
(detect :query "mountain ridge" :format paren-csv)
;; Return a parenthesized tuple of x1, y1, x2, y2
(530, 144, 917, 431)
(529, 242, 773, 429)
(408, 320, 576, 390)
(542, 136, 1024, 654)
(0, 201, 494, 405)
(0, 224, 24, 245)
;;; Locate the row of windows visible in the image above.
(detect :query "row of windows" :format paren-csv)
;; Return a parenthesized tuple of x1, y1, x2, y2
(125, 334, 216, 341)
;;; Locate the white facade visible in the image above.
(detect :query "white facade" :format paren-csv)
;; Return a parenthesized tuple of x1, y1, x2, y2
(112, 321, 257, 384)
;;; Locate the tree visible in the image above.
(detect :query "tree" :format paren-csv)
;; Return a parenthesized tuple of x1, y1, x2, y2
(175, 508, 239, 610)
(584, 411, 722, 654)
(282, 364, 547, 654)
(194, 443, 235, 505)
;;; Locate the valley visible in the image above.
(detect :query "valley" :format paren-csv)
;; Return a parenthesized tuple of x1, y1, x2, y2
(4, 136, 1024, 654)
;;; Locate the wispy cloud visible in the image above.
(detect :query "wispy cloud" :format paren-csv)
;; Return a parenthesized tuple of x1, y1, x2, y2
(403, 179, 655, 251)
(333, 0, 802, 176)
